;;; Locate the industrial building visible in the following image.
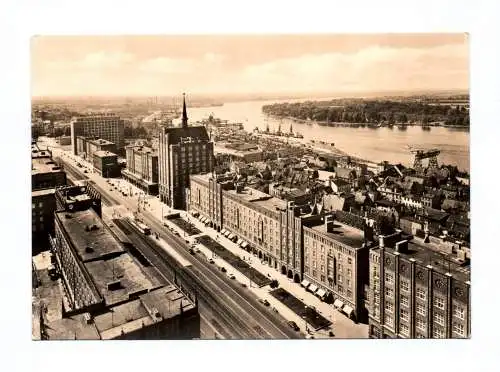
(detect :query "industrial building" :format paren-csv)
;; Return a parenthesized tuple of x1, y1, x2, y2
(70, 113, 124, 155)
(158, 94, 214, 209)
(367, 231, 470, 338)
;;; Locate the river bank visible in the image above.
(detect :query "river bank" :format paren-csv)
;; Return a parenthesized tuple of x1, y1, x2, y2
(186, 99, 470, 172)
(269, 114, 470, 130)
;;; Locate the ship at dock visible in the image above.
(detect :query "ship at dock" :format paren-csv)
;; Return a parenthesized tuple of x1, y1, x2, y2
(253, 120, 304, 139)
(196, 114, 244, 131)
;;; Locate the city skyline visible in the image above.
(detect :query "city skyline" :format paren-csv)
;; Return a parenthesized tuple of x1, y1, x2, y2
(31, 34, 468, 97)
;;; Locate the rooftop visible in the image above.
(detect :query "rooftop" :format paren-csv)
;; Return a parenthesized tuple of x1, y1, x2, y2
(225, 186, 287, 213)
(55, 208, 124, 263)
(84, 252, 161, 306)
(32, 157, 63, 175)
(162, 126, 210, 144)
(308, 218, 366, 249)
(32, 188, 56, 198)
(87, 138, 115, 146)
(93, 150, 117, 158)
(37, 281, 193, 340)
(381, 238, 470, 282)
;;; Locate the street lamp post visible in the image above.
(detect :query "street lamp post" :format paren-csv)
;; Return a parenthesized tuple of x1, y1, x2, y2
(304, 306, 309, 333)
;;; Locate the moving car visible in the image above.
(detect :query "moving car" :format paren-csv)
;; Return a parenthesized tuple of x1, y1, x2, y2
(287, 321, 300, 331)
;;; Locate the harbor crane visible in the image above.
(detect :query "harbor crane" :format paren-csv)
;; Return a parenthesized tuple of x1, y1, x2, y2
(407, 145, 441, 173)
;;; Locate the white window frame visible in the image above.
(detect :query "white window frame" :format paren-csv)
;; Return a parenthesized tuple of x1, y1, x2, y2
(416, 303, 426, 316)
(416, 287, 426, 301)
(433, 312, 445, 326)
(452, 322, 465, 336)
(416, 318, 426, 331)
(434, 296, 446, 310)
(453, 304, 465, 320)
(432, 327, 445, 339)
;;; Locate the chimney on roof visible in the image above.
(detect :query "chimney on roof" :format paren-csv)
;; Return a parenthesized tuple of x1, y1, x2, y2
(395, 240, 409, 253)
(325, 214, 335, 233)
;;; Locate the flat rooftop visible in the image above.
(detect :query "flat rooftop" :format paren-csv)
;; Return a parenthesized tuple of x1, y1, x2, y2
(32, 188, 56, 198)
(32, 157, 63, 175)
(375, 238, 470, 282)
(87, 138, 115, 146)
(38, 283, 193, 340)
(93, 150, 117, 158)
(308, 220, 366, 249)
(55, 208, 125, 262)
(225, 186, 287, 213)
(85, 252, 161, 306)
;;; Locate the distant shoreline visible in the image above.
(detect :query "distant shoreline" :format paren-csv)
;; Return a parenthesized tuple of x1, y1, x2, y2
(267, 114, 470, 130)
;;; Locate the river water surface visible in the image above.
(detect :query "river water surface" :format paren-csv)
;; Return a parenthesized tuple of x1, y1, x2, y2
(186, 99, 470, 172)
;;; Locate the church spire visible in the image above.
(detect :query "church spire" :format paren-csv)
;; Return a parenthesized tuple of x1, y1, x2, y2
(182, 93, 188, 128)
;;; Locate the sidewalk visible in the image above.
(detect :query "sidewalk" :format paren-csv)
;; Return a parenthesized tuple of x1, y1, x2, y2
(186, 216, 368, 339)
(57, 147, 368, 338)
(145, 197, 368, 339)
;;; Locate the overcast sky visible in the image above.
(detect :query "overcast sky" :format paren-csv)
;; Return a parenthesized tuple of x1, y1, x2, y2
(31, 34, 468, 97)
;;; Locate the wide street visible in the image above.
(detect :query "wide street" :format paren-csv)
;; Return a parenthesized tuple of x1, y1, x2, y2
(44, 139, 302, 339)
(39, 136, 368, 339)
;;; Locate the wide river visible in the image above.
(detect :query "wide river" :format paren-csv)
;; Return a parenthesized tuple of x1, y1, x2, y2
(186, 98, 470, 172)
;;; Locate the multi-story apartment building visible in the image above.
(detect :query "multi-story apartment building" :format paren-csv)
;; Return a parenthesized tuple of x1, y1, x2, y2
(367, 231, 471, 339)
(70, 113, 125, 155)
(303, 215, 372, 322)
(188, 173, 324, 285)
(123, 145, 159, 195)
(31, 143, 67, 253)
(32, 147, 67, 191)
(158, 95, 214, 209)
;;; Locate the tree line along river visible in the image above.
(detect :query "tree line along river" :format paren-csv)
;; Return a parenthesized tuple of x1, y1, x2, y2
(185, 98, 470, 173)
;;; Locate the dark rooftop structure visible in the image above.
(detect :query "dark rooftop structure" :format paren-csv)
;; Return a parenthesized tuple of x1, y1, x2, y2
(162, 126, 210, 144)
(306, 215, 367, 249)
(55, 208, 124, 263)
(377, 232, 470, 283)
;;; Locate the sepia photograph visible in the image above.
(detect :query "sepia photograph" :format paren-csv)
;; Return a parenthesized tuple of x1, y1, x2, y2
(30, 34, 470, 341)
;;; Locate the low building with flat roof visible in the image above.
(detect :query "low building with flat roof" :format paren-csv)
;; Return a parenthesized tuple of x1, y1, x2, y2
(34, 206, 200, 340)
(123, 145, 159, 195)
(92, 150, 120, 178)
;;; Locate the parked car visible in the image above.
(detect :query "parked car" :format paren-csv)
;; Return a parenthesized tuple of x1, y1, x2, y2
(228, 274, 236, 280)
(241, 283, 247, 288)
(259, 299, 270, 306)
(220, 267, 227, 273)
(287, 321, 300, 331)
(189, 248, 195, 255)
(209, 259, 215, 264)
